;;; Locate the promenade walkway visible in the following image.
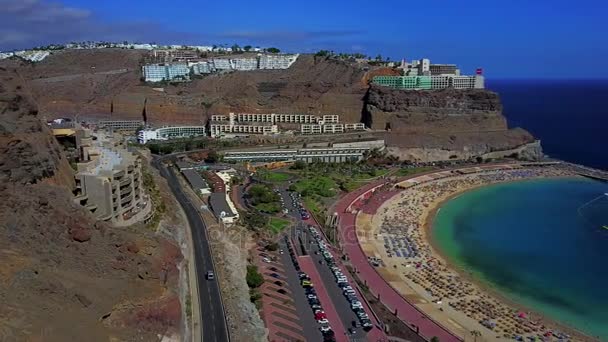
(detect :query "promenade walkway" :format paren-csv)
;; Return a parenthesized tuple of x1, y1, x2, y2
(334, 179, 461, 342)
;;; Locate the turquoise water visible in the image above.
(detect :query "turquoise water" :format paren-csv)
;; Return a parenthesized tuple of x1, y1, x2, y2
(432, 178, 608, 340)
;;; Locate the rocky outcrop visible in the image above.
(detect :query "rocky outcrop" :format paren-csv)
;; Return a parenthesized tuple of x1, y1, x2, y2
(0, 63, 74, 187)
(0, 63, 183, 341)
(363, 85, 506, 132)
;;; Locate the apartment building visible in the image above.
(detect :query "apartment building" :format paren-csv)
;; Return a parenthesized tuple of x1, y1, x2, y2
(142, 63, 190, 82)
(344, 123, 366, 131)
(300, 124, 323, 135)
(212, 58, 232, 70)
(372, 74, 484, 90)
(98, 120, 144, 132)
(151, 49, 199, 62)
(209, 121, 278, 138)
(191, 61, 214, 74)
(258, 54, 299, 69)
(73, 129, 149, 225)
(232, 58, 259, 70)
(322, 124, 345, 134)
(137, 126, 206, 144)
(430, 64, 459, 75)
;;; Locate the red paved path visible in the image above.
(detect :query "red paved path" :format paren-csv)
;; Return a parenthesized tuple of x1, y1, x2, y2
(335, 179, 462, 342)
(299, 256, 348, 342)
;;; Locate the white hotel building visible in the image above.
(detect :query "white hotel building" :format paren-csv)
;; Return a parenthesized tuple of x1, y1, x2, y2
(138, 126, 206, 144)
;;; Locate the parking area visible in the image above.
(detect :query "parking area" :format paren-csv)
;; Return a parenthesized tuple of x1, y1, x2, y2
(254, 248, 309, 342)
(278, 187, 388, 342)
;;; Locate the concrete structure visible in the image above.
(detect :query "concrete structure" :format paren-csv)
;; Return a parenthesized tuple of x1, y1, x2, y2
(142, 63, 190, 82)
(98, 120, 144, 132)
(73, 128, 149, 225)
(258, 54, 299, 69)
(181, 169, 212, 195)
(137, 126, 206, 144)
(333, 139, 385, 149)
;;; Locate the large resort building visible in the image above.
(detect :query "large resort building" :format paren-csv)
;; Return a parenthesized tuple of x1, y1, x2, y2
(73, 128, 151, 226)
(373, 58, 485, 90)
(209, 112, 364, 137)
(138, 125, 206, 144)
(143, 53, 299, 81)
(223, 140, 385, 164)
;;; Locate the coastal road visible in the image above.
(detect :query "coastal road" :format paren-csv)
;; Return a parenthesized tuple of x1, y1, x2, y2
(155, 160, 230, 342)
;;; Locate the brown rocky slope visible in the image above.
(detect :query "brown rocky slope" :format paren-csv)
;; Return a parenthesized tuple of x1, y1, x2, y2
(13, 49, 540, 161)
(0, 62, 182, 341)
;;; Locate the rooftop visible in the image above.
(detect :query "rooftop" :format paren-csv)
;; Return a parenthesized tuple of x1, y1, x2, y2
(181, 169, 210, 191)
(209, 193, 236, 218)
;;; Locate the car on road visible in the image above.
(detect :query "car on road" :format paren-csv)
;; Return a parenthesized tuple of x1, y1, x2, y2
(319, 325, 332, 333)
(317, 318, 329, 325)
(311, 304, 323, 310)
(206, 270, 214, 280)
(361, 320, 373, 331)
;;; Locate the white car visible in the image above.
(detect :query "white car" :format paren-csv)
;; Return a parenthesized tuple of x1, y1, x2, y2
(319, 325, 332, 333)
(262, 257, 271, 263)
(317, 318, 329, 325)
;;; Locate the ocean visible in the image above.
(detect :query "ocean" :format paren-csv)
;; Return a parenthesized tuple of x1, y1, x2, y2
(432, 178, 608, 340)
(487, 79, 608, 171)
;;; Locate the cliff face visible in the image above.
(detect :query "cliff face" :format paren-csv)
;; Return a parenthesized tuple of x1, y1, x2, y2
(0, 65, 74, 187)
(363, 85, 506, 132)
(0, 63, 182, 341)
(10, 49, 541, 161)
(19, 50, 368, 125)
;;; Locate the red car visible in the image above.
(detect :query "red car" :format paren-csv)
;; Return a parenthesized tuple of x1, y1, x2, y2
(314, 311, 327, 320)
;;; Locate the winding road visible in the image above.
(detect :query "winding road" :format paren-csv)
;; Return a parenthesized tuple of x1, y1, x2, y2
(154, 159, 230, 342)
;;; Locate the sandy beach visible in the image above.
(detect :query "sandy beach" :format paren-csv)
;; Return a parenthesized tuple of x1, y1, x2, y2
(356, 165, 596, 342)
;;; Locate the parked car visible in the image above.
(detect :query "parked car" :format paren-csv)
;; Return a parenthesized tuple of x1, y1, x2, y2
(269, 273, 281, 278)
(317, 318, 329, 325)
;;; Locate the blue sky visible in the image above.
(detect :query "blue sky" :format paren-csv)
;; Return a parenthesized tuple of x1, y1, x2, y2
(2, 0, 607, 78)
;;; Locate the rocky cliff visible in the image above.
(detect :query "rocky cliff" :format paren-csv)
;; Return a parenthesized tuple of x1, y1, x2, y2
(363, 84, 506, 132)
(8, 49, 541, 161)
(0, 62, 183, 341)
